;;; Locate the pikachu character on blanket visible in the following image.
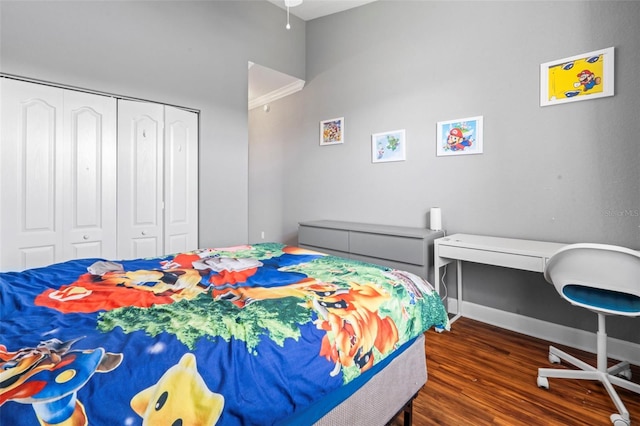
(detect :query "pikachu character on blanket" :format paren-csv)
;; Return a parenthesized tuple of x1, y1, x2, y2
(131, 353, 225, 425)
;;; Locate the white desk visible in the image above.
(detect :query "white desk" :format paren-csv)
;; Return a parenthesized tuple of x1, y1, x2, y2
(434, 234, 566, 323)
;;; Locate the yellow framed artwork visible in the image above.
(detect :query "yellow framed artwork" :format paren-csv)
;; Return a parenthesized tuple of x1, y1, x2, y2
(540, 47, 614, 107)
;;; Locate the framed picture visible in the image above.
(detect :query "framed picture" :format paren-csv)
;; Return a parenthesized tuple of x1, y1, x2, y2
(540, 47, 614, 107)
(436, 116, 483, 156)
(320, 117, 344, 145)
(372, 129, 406, 163)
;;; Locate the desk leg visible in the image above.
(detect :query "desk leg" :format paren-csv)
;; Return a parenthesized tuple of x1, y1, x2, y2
(449, 260, 463, 324)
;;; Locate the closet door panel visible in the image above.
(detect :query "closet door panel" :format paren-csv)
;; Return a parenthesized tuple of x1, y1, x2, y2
(1, 80, 198, 271)
(164, 106, 198, 254)
(117, 100, 164, 259)
(63, 90, 117, 261)
(22, 99, 58, 231)
(1, 79, 63, 271)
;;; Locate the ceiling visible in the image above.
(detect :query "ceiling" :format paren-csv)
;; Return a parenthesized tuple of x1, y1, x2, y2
(249, 0, 377, 110)
(265, 0, 378, 21)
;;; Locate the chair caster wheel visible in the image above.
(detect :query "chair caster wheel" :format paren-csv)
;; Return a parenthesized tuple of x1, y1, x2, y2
(537, 376, 549, 389)
(610, 413, 630, 425)
(617, 369, 632, 380)
(548, 352, 561, 364)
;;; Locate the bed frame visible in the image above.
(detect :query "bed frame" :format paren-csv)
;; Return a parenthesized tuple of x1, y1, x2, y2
(315, 333, 427, 425)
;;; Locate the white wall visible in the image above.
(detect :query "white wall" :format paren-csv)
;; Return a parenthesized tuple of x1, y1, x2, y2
(1, 0, 305, 248)
(248, 1, 640, 343)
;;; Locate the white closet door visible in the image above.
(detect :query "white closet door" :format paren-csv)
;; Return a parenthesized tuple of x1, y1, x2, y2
(164, 106, 198, 254)
(0, 79, 64, 271)
(117, 100, 164, 259)
(62, 91, 117, 261)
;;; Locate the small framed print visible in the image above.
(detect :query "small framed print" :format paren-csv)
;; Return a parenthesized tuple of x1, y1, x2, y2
(540, 47, 614, 107)
(320, 117, 344, 146)
(436, 116, 483, 156)
(372, 129, 406, 163)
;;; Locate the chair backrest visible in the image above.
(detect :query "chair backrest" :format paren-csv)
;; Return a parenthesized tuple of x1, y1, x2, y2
(544, 243, 640, 316)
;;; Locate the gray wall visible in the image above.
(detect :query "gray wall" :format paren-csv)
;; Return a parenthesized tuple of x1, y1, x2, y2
(248, 1, 640, 342)
(0, 0, 305, 248)
(1, 1, 638, 343)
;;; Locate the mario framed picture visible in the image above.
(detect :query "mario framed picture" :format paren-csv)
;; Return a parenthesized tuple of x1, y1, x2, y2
(540, 47, 614, 107)
(436, 116, 483, 157)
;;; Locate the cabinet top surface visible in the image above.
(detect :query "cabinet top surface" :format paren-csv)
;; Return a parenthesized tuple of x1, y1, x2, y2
(299, 220, 443, 239)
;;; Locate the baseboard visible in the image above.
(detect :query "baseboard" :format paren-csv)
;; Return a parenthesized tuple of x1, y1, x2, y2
(447, 299, 640, 366)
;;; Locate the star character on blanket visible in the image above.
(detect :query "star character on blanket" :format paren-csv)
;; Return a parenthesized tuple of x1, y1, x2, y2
(131, 353, 225, 425)
(0, 338, 123, 426)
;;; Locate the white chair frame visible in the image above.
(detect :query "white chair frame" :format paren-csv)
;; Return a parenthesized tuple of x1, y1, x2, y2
(537, 243, 640, 426)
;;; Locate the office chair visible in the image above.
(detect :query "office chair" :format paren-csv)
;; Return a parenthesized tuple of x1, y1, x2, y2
(537, 243, 640, 426)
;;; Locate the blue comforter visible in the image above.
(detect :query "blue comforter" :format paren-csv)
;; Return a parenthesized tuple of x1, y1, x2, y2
(0, 243, 449, 425)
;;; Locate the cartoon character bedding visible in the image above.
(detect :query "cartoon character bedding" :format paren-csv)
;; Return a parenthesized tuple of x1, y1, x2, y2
(0, 243, 449, 425)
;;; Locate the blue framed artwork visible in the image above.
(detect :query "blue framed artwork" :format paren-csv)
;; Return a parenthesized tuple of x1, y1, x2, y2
(372, 129, 406, 163)
(436, 116, 483, 156)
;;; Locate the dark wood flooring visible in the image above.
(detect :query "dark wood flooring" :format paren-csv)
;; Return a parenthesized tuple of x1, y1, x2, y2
(394, 317, 640, 426)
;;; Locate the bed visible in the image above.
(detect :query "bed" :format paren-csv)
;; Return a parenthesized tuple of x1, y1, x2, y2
(0, 243, 449, 425)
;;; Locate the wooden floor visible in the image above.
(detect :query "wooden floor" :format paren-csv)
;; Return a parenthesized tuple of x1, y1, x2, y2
(394, 317, 640, 426)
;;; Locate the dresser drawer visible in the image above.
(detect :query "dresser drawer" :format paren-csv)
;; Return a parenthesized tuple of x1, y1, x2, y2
(349, 231, 425, 266)
(350, 253, 426, 277)
(298, 244, 348, 258)
(298, 225, 349, 252)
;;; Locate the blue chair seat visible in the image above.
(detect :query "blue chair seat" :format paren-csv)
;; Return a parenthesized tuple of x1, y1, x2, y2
(563, 284, 640, 313)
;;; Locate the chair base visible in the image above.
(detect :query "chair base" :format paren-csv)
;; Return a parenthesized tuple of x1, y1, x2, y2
(538, 345, 640, 425)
